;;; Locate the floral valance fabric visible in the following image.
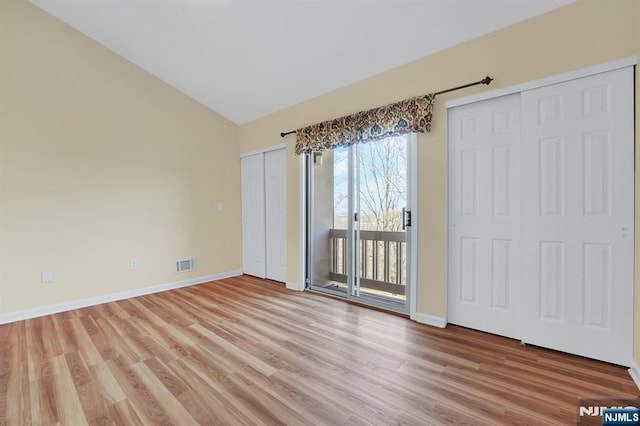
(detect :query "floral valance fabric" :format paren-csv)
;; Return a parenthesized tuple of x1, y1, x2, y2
(294, 93, 435, 155)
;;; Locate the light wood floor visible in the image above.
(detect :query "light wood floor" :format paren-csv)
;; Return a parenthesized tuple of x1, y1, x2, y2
(0, 275, 637, 425)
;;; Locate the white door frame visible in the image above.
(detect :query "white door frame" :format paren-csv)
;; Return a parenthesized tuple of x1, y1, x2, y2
(445, 56, 637, 326)
(240, 143, 288, 281)
(300, 134, 418, 318)
(445, 57, 636, 363)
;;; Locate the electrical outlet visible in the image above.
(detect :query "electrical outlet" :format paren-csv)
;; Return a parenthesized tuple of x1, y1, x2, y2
(217, 202, 224, 211)
(41, 270, 53, 284)
(130, 259, 138, 271)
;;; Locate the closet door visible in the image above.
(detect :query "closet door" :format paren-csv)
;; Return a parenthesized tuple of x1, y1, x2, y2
(265, 149, 287, 282)
(241, 154, 266, 278)
(448, 94, 522, 339)
(520, 67, 634, 366)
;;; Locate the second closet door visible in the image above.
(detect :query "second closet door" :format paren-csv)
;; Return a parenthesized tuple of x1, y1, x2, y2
(265, 149, 287, 282)
(241, 153, 266, 278)
(520, 67, 634, 366)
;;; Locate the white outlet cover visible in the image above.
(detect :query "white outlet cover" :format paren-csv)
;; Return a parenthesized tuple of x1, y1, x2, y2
(130, 260, 138, 270)
(41, 270, 53, 283)
(217, 203, 224, 211)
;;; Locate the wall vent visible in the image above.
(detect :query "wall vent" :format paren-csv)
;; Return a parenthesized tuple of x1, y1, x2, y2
(175, 258, 195, 273)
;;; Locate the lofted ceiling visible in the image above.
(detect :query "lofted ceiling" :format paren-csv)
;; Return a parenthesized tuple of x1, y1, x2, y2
(29, 0, 574, 125)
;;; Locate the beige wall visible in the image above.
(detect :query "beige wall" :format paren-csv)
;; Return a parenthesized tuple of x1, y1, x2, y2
(239, 0, 640, 362)
(0, 0, 242, 316)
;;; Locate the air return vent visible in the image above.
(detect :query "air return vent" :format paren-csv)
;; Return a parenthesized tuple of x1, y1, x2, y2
(175, 258, 195, 273)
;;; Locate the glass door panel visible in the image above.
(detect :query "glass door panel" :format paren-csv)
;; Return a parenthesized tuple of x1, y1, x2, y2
(354, 137, 407, 307)
(309, 147, 349, 296)
(308, 136, 410, 313)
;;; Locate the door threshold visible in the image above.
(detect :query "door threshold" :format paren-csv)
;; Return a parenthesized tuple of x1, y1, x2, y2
(307, 287, 409, 318)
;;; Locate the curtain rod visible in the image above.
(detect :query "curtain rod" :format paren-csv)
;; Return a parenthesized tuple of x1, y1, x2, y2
(279, 76, 493, 138)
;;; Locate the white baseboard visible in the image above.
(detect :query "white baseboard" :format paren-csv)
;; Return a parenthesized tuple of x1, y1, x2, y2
(0, 270, 242, 325)
(286, 281, 304, 291)
(629, 360, 640, 391)
(414, 312, 447, 328)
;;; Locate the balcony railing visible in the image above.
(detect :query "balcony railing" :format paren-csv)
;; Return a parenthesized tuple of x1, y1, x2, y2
(330, 228, 406, 296)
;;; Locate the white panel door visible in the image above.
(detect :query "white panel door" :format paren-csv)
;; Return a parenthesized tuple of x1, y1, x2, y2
(448, 94, 522, 339)
(241, 154, 266, 278)
(265, 149, 287, 282)
(520, 67, 634, 366)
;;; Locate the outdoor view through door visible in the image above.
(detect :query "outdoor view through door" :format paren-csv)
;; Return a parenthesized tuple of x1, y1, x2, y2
(308, 135, 413, 313)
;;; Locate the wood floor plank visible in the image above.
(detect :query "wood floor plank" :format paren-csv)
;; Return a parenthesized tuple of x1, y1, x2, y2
(49, 354, 89, 425)
(1, 275, 638, 425)
(30, 362, 57, 424)
(167, 357, 257, 425)
(75, 378, 115, 426)
(107, 399, 144, 426)
(106, 359, 174, 425)
(4, 322, 31, 426)
(87, 362, 126, 406)
(128, 361, 200, 425)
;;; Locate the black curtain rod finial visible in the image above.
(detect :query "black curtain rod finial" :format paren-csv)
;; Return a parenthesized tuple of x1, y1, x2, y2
(482, 76, 494, 85)
(280, 130, 296, 138)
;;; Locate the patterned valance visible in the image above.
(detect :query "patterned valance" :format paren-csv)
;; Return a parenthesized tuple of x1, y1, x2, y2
(294, 93, 435, 155)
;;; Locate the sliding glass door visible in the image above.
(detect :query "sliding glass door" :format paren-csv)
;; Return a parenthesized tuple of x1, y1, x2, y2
(307, 135, 414, 313)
